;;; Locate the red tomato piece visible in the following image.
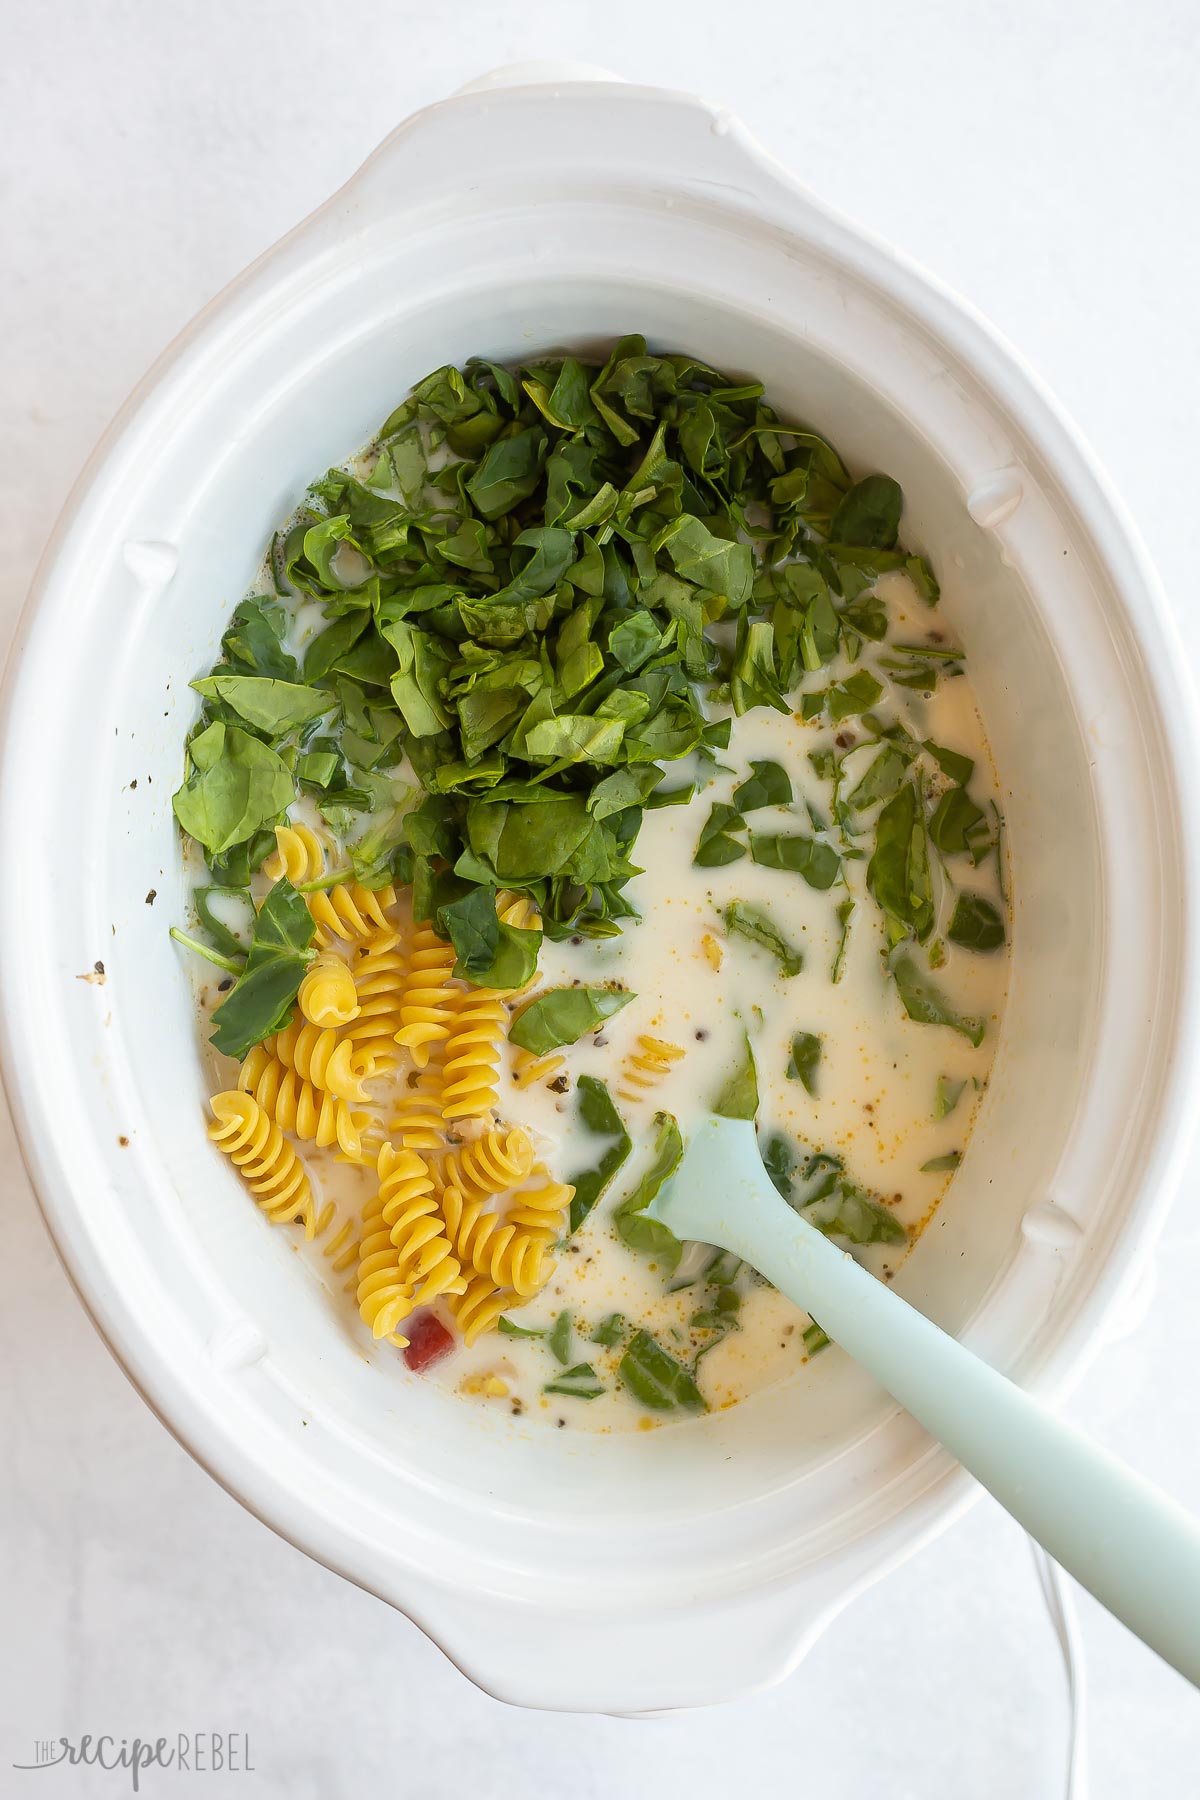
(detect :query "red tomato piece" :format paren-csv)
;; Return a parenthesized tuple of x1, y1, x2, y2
(402, 1311, 455, 1372)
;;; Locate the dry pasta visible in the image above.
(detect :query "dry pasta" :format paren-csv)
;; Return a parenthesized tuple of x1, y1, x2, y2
(208, 1090, 315, 1235)
(298, 950, 360, 1028)
(616, 1035, 686, 1103)
(342, 941, 407, 1073)
(263, 821, 327, 885)
(441, 987, 507, 1121)
(392, 1060, 448, 1151)
(449, 1273, 510, 1347)
(308, 880, 398, 948)
(238, 1045, 368, 1161)
(377, 1144, 464, 1306)
(440, 1127, 534, 1203)
(511, 1046, 567, 1091)
(268, 1019, 367, 1104)
(395, 923, 458, 1067)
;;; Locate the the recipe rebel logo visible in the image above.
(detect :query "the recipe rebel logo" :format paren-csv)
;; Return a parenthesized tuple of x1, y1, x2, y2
(12, 1733, 255, 1789)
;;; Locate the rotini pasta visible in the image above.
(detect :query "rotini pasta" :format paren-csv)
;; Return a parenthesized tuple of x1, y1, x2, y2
(440, 1126, 534, 1203)
(616, 1035, 686, 1103)
(208, 1090, 315, 1234)
(342, 941, 407, 1073)
(312, 1198, 360, 1288)
(392, 1059, 448, 1151)
(377, 1143, 465, 1306)
(356, 1187, 415, 1345)
(308, 880, 398, 948)
(449, 1272, 510, 1347)
(238, 1045, 368, 1161)
(269, 1018, 368, 1105)
(395, 923, 459, 1067)
(263, 821, 328, 885)
(506, 1168, 573, 1238)
(298, 949, 360, 1028)
(456, 1206, 554, 1297)
(441, 986, 507, 1121)
(511, 1046, 568, 1092)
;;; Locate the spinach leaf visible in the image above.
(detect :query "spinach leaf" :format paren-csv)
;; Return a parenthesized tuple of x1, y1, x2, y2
(867, 782, 934, 942)
(761, 1132, 796, 1197)
(439, 886, 544, 989)
(209, 880, 316, 1059)
(509, 986, 634, 1055)
(750, 832, 841, 891)
(847, 744, 910, 811)
(190, 675, 333, 736)
(714, 1032, 759, 1121)
(827, 670, 885, 722)
(732, 759, 793, 812)
(935, 1075, 966, 1118)
(543, 1363, 605, 1400)
(193, 885, 254, 961)
(792, 1151, 907, 1246)
(568, 1077, 632, 1232)
(589, 1313, 627, 1348)
(613, 1112, 684, 1269)
(547, 1310, 574, 1366)
(722, 899, 804, 977)
(786, 1031, 822, 1096)
(172, 721, 294, 856)
(498, 1317, 546, 1338)
(831, 897, 855, 983)
(618, 1330, 707, 1412)
(803, 1321, 831, 1356)
(829, 475, 903, 549)
(929, 786, 986, 856)
(947, 893, 1006, 952)
(221, 596, 299, 680)
(924, 741, 974, 784)
(889, 946, 985, 1046)
(694, 802, 747, 867)
(921, 1151, 962, 1173)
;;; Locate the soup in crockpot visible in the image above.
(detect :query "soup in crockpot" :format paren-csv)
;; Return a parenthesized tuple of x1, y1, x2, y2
(171, 340, 1009, 1430)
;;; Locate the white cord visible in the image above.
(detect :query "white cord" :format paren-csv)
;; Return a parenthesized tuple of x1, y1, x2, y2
(1029, 1539, 1089, 1800)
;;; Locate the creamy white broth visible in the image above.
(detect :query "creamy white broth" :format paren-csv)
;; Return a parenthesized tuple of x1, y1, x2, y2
(181, 352, 1012, 1433)
(187, 564, 1007, 1433)
(416, 576, 1006, 1427)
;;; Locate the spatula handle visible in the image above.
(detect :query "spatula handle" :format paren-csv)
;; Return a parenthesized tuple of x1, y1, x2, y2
(670, 1119, 1200, 1688)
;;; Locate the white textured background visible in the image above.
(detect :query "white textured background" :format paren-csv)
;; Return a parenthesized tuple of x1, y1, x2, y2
(2, 3, 1199, 1795)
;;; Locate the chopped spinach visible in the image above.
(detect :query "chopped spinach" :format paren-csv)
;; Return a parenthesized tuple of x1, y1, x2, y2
(567, 1077, 632, 1233)
(786, 1031, 822, 1096)
(509, 986, 634, 1054)
(207, 880, 316, 1059)
(722, 900, 804, 978)
(613, 1112, 684, 1269)
(618, 1330, 707, 1413)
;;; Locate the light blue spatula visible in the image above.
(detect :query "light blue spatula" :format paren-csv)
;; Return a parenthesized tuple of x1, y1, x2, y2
(648, 1114, 1200, 1688)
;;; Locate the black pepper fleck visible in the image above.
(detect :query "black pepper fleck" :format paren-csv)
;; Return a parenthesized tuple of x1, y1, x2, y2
(835, 731, 855, 750)
(549, 1075, 569, 1094)
(217, 977, 234, 992)
(118, 1135, 129, 1147)
(145, 889, 157, 906)
(94, 960, 105, 976)
(695, 1028, 708, 1041)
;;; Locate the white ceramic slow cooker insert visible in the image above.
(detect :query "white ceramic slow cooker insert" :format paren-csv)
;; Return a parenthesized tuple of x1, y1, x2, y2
(3, 73, 1197, 1713)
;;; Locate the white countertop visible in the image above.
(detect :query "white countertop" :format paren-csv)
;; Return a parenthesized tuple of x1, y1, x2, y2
(2, 2, 1198, 1793)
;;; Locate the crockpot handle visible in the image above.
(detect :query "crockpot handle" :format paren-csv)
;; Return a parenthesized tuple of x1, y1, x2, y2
(656, 1117, 1200, 1690)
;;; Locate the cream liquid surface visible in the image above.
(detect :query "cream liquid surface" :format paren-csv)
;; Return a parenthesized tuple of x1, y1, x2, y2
(196, 572, 1009, 1432)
